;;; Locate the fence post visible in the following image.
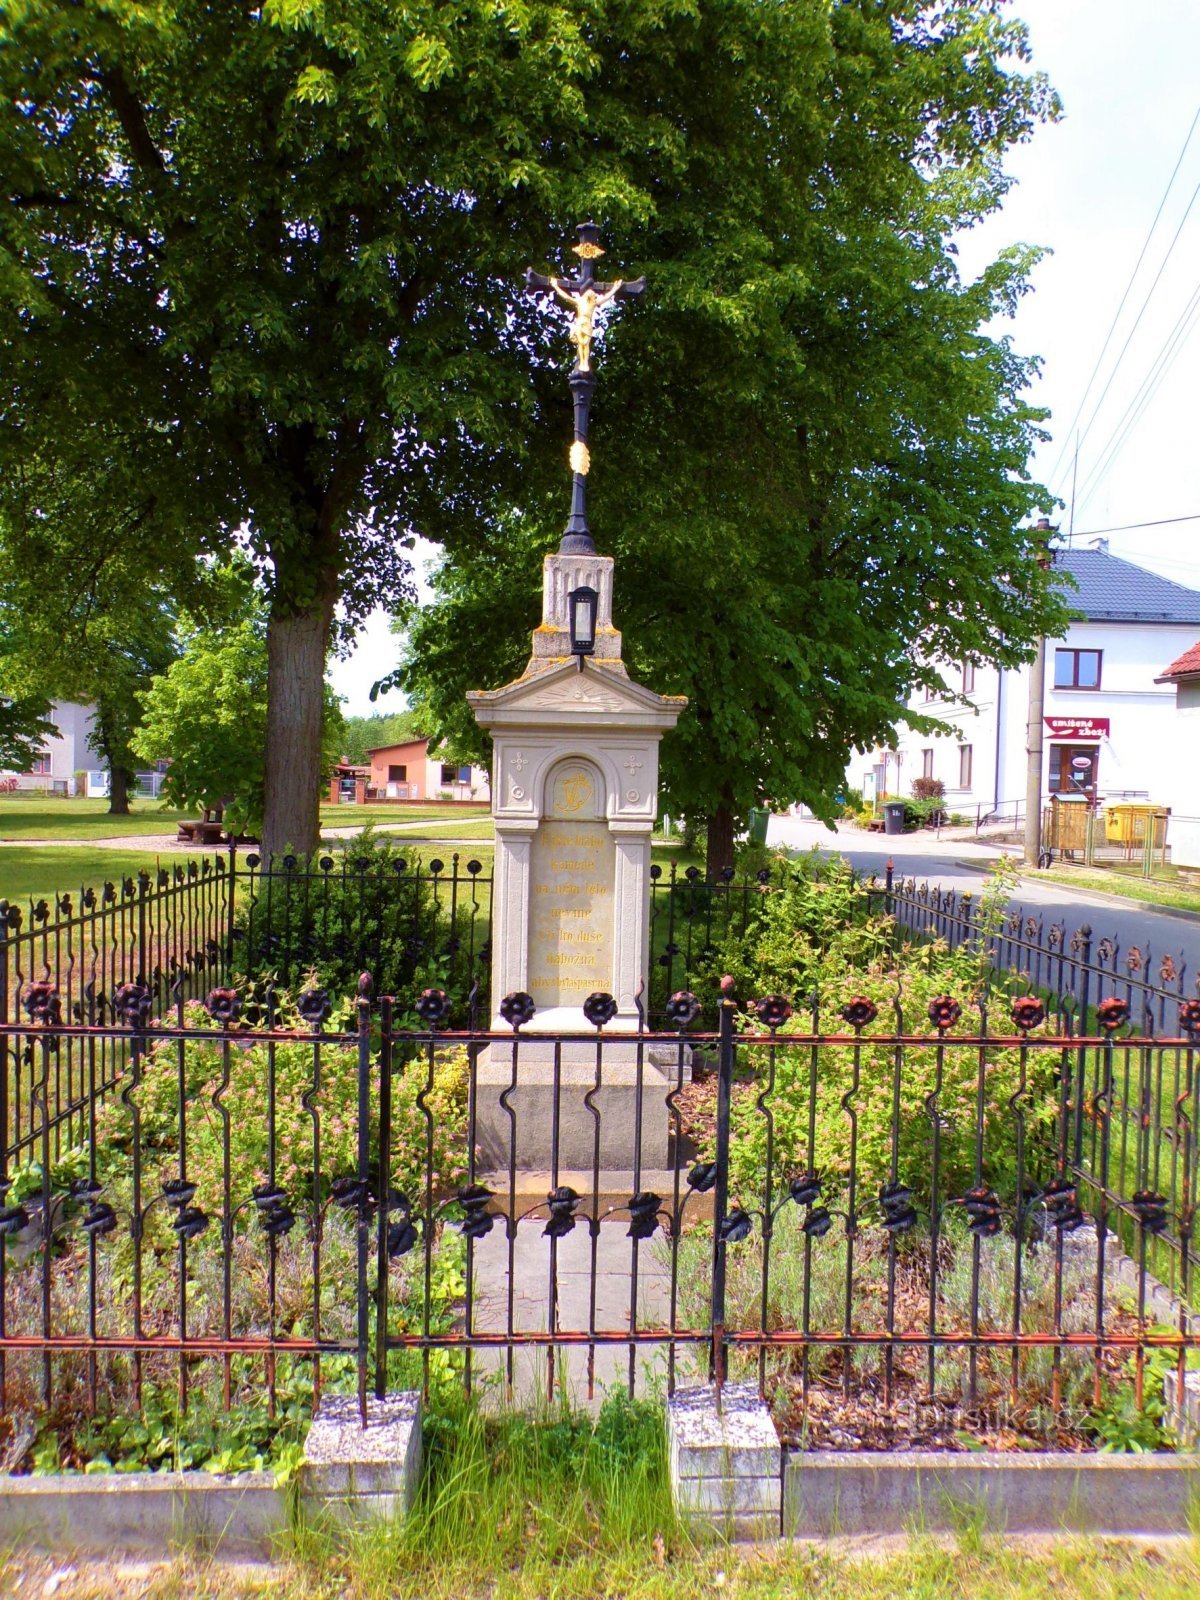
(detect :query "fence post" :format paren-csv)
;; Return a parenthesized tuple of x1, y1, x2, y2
(710, 993, 735, 1405)
(1073, 924, 1093, 1167)
(356, 976, 373, 1425)
(884, 858, 894, 919)
(225, 840, 238, 983)
(375, 995, 393, 1401)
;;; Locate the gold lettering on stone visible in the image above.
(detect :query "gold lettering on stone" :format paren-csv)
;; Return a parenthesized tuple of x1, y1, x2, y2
(528, 766, 613, 1008)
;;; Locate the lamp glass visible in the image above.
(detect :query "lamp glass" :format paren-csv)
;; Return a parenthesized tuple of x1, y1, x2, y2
(568, 585, 598, 655)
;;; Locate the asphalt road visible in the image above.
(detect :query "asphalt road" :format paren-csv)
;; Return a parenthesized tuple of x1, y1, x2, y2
(766, 814, 1200, 977)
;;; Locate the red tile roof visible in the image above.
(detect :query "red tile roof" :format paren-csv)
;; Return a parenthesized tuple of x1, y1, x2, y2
(1157, 640, 1200, 682)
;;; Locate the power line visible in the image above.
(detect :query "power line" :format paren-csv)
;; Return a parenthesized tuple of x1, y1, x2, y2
(1068, 512, 1200, 536)
(1063, 170, 1200, 502)
(1073, 269, 1200, 512)
(1047, 101, 1200, 492)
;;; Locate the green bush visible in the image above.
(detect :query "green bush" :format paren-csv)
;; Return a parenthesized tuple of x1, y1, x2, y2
(90, 994, 471, 1215)
(233, 827, 488, 1020)
(684, 856, 1057, 1204)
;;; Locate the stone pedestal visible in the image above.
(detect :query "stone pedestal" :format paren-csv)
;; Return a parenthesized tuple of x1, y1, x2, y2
(467, 550, 685, 1173)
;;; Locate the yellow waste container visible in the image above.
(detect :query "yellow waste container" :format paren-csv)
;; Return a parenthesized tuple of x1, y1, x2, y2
(1105, 804, 1167, 849)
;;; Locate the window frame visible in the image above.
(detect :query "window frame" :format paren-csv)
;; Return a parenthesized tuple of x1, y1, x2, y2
(1053, 648, 1103, 691)
(387, 764, 407, 783)
(921, 748, 934, 779)
(962, 661, 976, 694)
(958, 744, 973, 789)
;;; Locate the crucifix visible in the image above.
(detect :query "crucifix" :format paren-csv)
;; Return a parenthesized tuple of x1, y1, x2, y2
(524, 221, 645, 554)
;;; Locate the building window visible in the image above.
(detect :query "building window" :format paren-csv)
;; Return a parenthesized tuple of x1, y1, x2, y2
(958, 745, 973, 789)
(1054, 648, 1102, 690)
(440, 763, 471, 785)
(387, 764, 407, 782)
(1048, 744, 1099, 795)
(962, 661, 976, 693)
(30, 752, 52, 775)
(921, 748, 934, 779)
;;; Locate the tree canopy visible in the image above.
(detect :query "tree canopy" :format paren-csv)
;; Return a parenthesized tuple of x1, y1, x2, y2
(3, 0, 1067, 865)
(386, 3, 1072, 870)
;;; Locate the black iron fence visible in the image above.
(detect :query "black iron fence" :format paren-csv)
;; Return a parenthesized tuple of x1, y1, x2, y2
(877, 868, 1196, 1033)
(2, 976, 1199, 1453)
(5, 849, 1199, 1162)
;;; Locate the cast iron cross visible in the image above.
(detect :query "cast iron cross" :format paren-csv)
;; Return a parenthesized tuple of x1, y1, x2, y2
(524, 222, 645, 554)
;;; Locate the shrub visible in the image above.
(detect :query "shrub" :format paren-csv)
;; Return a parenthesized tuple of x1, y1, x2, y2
(903, 795, 946, 830)
(232, 827, 487, 1020)
(911, 776, 945, 802)
(89, 997, 471, 1217)
(683, 857, 1056, 1204)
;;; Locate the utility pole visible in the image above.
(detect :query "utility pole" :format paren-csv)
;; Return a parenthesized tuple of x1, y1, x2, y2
(1023, 517, 1057, 866)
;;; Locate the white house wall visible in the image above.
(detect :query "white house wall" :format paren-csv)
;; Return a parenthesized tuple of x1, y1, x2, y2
(851, 620, 1199, 819)
(1, 700, 96, 793)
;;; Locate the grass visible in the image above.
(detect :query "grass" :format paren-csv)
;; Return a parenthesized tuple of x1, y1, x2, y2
(2, 1539, 1199, 1600)
(339, 817, 496, 839)
(1026, 863, 1200, 916)
(0, 844, 214, 905)
(318, 802, 489, 827)
(0, 796, 188, 839)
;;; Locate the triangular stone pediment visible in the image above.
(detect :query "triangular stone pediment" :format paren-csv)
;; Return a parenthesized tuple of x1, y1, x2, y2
(469, 660, 684, 722)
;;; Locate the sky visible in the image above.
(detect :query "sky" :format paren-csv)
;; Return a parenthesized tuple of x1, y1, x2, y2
(330, 0, 1200, 717)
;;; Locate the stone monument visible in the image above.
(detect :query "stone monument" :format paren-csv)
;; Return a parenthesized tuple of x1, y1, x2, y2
(467, 224, 686, 1176)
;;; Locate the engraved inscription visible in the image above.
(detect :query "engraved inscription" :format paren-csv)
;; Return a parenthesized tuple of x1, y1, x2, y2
(528, 821, 614, 1007)
(527, 763, 613, 1008)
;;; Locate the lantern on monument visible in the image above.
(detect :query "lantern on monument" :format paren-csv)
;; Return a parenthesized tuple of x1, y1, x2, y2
(568, 584, 598, 664)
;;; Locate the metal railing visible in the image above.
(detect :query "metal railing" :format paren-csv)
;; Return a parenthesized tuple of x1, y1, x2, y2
(2, 978, 1198, 1442)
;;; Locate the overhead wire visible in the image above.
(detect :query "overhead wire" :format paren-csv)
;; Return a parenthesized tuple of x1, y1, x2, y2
(1047, 101, 1200, 492)
(1073, 269, 1200, 512)
(1060, 168, 1200, 502)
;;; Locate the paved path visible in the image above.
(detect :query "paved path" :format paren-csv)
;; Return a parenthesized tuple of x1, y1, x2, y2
(469, 1217, 675, 1405)
(768, 814, 1200, 972)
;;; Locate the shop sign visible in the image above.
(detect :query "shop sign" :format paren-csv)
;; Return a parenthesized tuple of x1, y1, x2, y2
(1045, 716, 1110, 739)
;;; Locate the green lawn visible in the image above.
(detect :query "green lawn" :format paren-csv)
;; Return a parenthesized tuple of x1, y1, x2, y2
(1023, 863, 1200, 915)
(319, 802, 490, 827)
(0, 796, 187, 839)
(0, 845, 213, 906)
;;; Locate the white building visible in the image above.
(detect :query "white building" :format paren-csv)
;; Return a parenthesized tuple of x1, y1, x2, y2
(853, 547, 1200, 822)
(1, 700, 95, 795)
(1155, 639, 1200, 868)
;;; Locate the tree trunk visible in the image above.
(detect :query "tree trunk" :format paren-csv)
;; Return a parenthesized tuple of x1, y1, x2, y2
(93, 706, 133, 815)
(706, 805, 736, 880)
(108, 763, 131, 816)
(262, 595, 335, 857)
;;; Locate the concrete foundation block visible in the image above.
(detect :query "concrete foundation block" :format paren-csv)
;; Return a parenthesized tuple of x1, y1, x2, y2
(667, 1383, 782, 1539)
(1163, 1369, 1200, 1448)
(784, 1450, 1200, 1538)
(302, 1391, 422, 1521)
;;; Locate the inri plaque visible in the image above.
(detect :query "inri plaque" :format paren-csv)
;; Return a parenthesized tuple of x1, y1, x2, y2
(528, 764, 615, 1009)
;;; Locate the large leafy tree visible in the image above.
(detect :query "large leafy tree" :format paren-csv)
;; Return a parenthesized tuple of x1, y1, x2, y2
(2, 0, 1067, 864)
(388, 4, 1072, 871)
(0, 440, 213, 811)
